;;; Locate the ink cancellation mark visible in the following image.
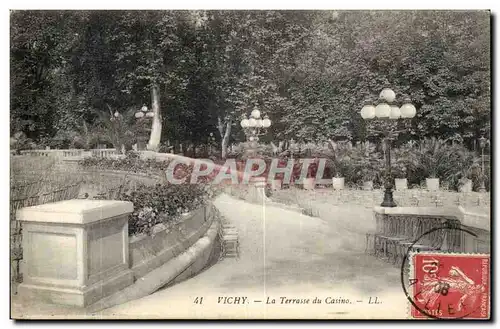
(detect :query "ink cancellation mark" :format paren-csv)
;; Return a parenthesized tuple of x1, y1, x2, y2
(409, 253, 489, 319)
(399, 225, 490, 320)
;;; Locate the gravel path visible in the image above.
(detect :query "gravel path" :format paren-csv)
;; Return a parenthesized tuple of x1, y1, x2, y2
(99, 194, 408, 319)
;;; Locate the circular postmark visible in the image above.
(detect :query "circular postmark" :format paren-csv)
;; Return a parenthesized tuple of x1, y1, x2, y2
(399, 223, 489, 319)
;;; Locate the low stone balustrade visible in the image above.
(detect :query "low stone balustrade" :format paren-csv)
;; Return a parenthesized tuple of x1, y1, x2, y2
(246, 177, 268, 203)
(17, 199, 134, 307)
(62, 149, 85, 157)
(91, 149, 119, 158)
(367, 206, 490, 264)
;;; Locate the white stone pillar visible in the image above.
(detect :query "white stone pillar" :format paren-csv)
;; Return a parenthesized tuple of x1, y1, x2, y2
(17, 199, 134, 307)
(247, 177, 268, 203)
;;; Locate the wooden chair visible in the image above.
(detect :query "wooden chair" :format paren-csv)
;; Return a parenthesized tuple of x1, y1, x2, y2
(218, 222, 240, 259)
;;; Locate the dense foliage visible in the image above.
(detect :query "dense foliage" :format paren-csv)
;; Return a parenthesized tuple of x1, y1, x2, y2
(79, 153, 218, 235)
(79, 152, 171, 175)
(119, 183, 215, 235)
(11, 10, 490, 154)
(224, 138, 485, 191)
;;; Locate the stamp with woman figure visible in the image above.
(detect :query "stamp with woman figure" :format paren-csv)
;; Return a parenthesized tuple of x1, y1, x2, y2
(409, 253, 490, 319)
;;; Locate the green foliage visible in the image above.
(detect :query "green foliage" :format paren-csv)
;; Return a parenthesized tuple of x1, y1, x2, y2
(79, 152, 217, 235)
(348, 142, 383, 184)
(326, 140, 352, 178)
(118, 183, 215, 235)
(392, 142, 419, 179)
(79, 152, 171, 175)
(10, 131, 34, 152)
(10, 10, 490, 149)
(409, 138, 475, 190)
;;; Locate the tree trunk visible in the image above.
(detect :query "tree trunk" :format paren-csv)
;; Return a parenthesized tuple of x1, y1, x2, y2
(83, 121, 90, 151)
(221, 120, 232, 159)
(217, 116, 224, 138)
(147, 83, 162, 151)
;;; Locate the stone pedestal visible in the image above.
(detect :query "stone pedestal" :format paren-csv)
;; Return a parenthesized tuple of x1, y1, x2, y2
(303, 178, 316, 190)
(17, 199, 134, 307)
(247, 177, 268, 203)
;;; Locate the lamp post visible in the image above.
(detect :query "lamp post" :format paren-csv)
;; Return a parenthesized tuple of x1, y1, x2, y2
(135, 105, 155, 151)
(478, 136, 489, 193)
(208, 132, 216, 156)
(360, 88, 416, 207)
(240, 109, 272, 157)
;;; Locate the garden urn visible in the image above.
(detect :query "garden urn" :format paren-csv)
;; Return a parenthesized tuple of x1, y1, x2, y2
(395, 178, 408, 191)
(303, 178, 315, 190)
(459, 179, 473, 193)
(332, 177, 345, 190)
(362, 180, 374, 191)
(271, 179, 282, 191)
(426, 178, 440, 192)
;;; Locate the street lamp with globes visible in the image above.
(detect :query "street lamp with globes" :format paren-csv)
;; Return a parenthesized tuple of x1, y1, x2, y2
(135, 105, 155, 151)
(478, 136, 490, 192)
(240, 109, 272, 158)
(360, 88, 417, 207)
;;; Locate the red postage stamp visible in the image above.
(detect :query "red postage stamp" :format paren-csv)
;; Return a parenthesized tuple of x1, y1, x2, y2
(409, 253, 490, 319)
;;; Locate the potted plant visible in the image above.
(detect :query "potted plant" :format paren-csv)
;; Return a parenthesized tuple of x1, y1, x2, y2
(467, 159, 486, 192)
(350, 141, 382, 191)
(271, 171, 284, 191)
(360, 167, 376, 191)
(458, 176, 473, 193)
(328, 140, 350, 190)
(332, 174, 345, 190)
(303, 177, 315, 190)
(416, 138, 467, 192)
(392, 143, 417, 191)
(302, 160, 319, 190)
(393, 168, 408, 191)
(425, 169, 441, 192)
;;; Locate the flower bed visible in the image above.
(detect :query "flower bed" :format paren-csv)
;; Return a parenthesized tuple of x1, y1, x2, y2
(128, 204, 214, 279)
(79, 153, 219, 236)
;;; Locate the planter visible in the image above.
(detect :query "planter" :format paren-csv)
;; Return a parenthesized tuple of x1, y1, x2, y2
(332, 177, 345, 190)
(362, 180, 374, 191)
(271, 179, 282, 191)
(459, 179, 473, 193)
(303, 178, 316, 190)
(395, 178, 408, 191)
(426, 178, 440, 192)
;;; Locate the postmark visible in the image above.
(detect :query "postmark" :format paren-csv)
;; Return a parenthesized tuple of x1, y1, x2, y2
(399, 225, 490, 319)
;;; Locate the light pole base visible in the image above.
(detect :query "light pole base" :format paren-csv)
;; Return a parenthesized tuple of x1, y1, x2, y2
(380, 188, 397, 207)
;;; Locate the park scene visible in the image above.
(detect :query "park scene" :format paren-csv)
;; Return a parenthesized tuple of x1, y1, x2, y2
(10, 10, 491, 319)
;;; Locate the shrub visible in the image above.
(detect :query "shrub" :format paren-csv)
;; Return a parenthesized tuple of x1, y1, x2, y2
(392, 142, 419, 179)
(79, 152, 172, 175)
(80, 153, 219, 235)
(325, 140, 352, 178)
(348, 142, 383, 187)
(411, 138, 476, 191)
(118, 183, 217, 236)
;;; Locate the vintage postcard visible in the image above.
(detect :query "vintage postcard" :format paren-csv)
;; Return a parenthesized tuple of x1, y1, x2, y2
(9, 9, 491, 320)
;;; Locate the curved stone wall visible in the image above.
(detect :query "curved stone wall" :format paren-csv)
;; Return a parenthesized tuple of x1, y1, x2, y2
(129, 205, 214, 279)
(87, 204, 219, 312)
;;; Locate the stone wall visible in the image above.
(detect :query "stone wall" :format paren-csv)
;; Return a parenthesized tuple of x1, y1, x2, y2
(15, 199, 217, 308)
(129, 205, 214, 280)
(372, 206, 490, 254)
(271, 188, 491, 210)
